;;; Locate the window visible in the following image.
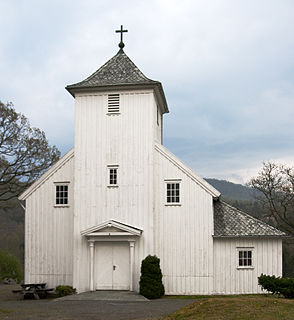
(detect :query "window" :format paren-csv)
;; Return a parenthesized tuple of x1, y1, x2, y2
(108, 165, 118, 186)
(238, 249, 253, 267)
(109, 168, 117, 185)
(166, 181, 180, 204)
(108, 94, 120, 113)
(55, 184, 69, 205)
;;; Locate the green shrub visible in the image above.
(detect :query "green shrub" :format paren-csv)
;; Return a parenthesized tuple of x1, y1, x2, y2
(0, 249, 23, 283)
(139, 255, 165, 299)
(55, 285, 76, 297)
(258, 274, 294, 298)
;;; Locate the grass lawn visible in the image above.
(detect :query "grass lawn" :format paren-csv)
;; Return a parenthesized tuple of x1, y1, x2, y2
(162, 295, 294, 320)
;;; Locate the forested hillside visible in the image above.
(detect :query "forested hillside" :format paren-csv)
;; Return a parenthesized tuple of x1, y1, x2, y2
(0, 202, 24, 263)
(205, 178, 256, 201)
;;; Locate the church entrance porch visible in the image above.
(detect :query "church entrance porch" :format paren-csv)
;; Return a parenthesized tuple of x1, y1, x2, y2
(95, 242, 130, 290)
(81, 219, 142, 292)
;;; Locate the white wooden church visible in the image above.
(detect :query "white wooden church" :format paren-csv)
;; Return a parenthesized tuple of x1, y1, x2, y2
(19, 28, 285, 295)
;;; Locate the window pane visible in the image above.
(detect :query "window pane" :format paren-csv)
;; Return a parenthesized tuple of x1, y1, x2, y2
(56, 185, 68, 205)
(166, 182, 180, 203)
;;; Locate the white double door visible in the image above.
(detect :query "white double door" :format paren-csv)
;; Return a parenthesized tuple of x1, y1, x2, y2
(95, 242, 130, 290)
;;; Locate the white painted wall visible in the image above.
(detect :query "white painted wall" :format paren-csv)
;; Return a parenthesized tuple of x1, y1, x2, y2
(213, 238, 283, 294)
(154, 144, 216, 294)
(24, 153, 74, 288)
(73, 90, 160, 292)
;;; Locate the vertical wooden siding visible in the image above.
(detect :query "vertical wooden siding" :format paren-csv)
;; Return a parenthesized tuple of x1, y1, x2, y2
(213, 238, 282, 294)
(154, 146, 214, 294)
(25, 155, 74, 288)
(73, 90, 157, 292)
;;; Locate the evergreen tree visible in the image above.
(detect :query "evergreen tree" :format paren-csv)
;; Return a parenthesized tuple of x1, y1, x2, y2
(139, 255, 164, 299)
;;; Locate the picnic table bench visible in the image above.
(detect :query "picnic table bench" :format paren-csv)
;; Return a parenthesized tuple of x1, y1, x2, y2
(12, 283, 54, 299)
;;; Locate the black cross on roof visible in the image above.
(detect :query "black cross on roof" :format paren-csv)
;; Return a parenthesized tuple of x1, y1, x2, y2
(116, 25, 128, 50)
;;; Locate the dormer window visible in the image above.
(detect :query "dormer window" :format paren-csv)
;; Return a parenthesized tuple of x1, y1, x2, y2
(108, 94, 120, 114)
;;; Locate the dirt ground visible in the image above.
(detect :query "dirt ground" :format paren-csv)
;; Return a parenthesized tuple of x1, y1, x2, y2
(0, 285, 195, 320)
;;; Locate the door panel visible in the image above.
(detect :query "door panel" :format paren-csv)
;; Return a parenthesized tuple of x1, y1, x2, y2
(113, 243, 130, 290)
(95, 243, 113, 289)
(95, 242, 130, 290)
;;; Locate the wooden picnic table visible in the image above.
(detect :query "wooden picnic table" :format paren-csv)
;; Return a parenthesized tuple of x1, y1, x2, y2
(13, 283, 54, 299)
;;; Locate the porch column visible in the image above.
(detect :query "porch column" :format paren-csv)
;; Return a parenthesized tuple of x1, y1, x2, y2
(89, 241, 95, 291)
(129, 241, 135, 291)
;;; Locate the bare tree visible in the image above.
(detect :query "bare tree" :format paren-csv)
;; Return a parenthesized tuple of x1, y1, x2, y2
(0, 101, 60, 202)
(248, 161, 294, 237)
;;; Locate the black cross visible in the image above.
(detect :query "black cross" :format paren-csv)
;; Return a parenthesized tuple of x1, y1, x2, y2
(116, 25, 128, 50)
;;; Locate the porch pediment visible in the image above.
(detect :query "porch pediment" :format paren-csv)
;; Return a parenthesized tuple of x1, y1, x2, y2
(81, 219, 143, 237)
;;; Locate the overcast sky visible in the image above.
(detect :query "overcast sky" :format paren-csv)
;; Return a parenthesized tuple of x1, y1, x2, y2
(1, 0, 294, 184)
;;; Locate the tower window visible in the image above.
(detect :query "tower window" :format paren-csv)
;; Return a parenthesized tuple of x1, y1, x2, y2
(108, 94, 120, 113)
(108, 165, 119, 186)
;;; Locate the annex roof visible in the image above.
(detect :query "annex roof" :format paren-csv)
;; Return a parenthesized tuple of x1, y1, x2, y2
(66, 49, 169, 113)
(213, 200, 286, 238)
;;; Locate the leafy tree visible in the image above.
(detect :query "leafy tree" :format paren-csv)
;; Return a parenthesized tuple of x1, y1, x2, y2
(248, 162, 294, 237)
(0, 101, 60, 202)
(0, 249, 23, 283)
(139, 255, 165, 299)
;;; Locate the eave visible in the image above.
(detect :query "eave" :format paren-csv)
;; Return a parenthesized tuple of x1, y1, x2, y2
(65, 82, 169, 114)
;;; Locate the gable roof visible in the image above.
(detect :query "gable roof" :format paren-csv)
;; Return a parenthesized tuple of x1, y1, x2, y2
(81, 219, 142, 237)
(155, 143, 221, 199)
(19, 149, 74, 200)
(66, 49, 169, 113)
(213, 200, 286, 238)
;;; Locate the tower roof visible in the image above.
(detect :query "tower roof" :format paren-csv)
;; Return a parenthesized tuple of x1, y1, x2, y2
(66, 49, 169, 113)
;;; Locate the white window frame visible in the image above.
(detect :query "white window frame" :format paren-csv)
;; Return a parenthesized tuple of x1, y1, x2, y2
(54, 182, 70, 207)
(237, 247, 254, 269)
(107, 165, 119, 187)
(165, 179, 181, 206)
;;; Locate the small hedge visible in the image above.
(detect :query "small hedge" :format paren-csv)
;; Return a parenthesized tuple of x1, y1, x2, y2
(139, 255, 165, 299)
(258, 274, 294, 298)
(0, 249, 23, 283)
(55, 285, 76, 297)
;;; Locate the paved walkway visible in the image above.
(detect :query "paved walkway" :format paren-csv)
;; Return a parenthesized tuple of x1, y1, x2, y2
(56, 290, 149, 301)
(0, 286, 196, 320)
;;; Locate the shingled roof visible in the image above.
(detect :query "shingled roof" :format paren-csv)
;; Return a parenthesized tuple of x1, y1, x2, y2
(213, 200, 286, 237)
(66, 49, 169, 113)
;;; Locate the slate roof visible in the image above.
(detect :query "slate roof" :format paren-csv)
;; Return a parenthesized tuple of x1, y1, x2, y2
(66, 49, 169, 113)
(67, 49, 159, 89)
(213, 200, 286, 237)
